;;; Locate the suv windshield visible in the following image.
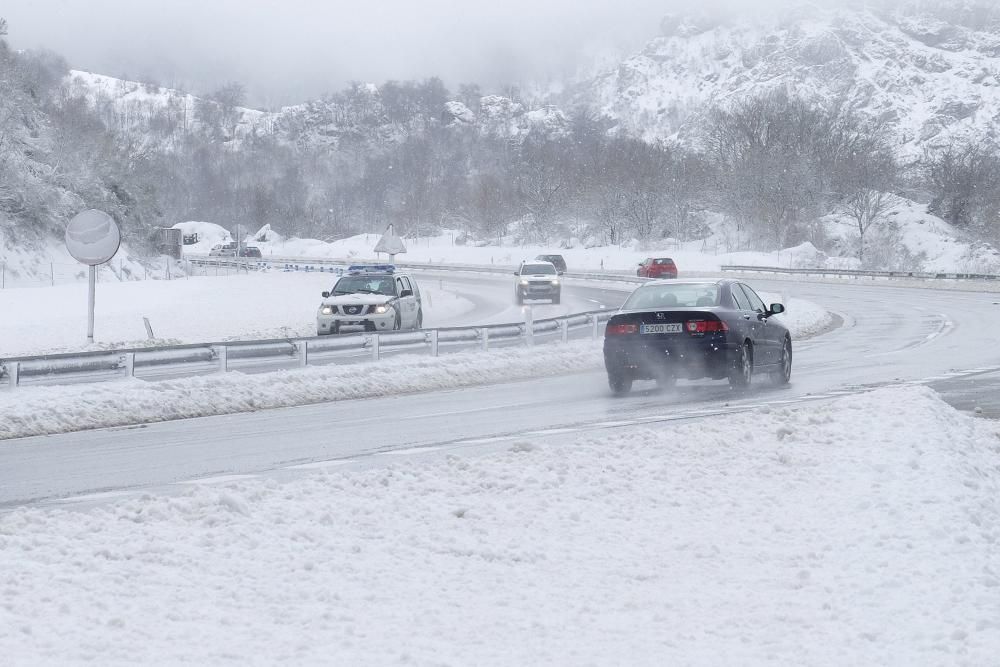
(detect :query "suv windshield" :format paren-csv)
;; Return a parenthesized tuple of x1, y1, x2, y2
(331, 275, 397, 296)
(520, 264, 557, 275)
(623, 283, 720, 309)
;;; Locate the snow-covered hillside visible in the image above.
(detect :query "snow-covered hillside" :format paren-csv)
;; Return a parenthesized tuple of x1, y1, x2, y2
(194, 197, 1000, 276)
(67, 71, 276, 146)
(582, 4, 1000, 157)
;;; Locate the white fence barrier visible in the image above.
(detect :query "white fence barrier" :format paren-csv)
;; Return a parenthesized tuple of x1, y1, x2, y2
(1, 310, 615, 390)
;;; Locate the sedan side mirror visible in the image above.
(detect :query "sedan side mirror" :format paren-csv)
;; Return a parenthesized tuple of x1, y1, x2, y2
(768, 303, 785, 316)
(322, 291, 330, 298)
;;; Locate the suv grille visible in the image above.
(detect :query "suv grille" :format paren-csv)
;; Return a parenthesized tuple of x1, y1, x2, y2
(343, 305, 364, 315)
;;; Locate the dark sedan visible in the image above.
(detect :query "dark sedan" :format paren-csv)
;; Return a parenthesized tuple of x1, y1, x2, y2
(603, 279, 792, 395)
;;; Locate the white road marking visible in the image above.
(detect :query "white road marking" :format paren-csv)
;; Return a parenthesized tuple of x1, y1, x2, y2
(178, 474, 259, 485)
(454, 436, 511, 445)
(590, 420, 641, 427)
(376, 446, 444, 456)
(284, 460, 358, 470)
(521, 428, 582, 436)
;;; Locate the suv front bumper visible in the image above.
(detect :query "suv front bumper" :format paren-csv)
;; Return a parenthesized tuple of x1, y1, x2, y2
(317, 307, 396, 334)
(518, 282, 560, 299)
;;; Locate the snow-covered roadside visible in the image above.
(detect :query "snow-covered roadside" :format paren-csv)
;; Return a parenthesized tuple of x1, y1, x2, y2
(2, 385, 997, 665)
(765, 293, 837, 340)
(0, 342, 603, 440)
(0, 272, 475, 357)
(0, 297, 832, 440)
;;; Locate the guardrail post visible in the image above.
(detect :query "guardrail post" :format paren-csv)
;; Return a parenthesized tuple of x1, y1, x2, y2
(4, 362, 19, 389)
(296, 341, 309, 367)
(591, 314, 600, 340)
(560, 319, 569, 343)
(428, 329, 439, 357)
(370, 334, 381, 361)
(122, 352, 135, 378)
(216, 345, 228, 372)
(480, 327, 489, 351)
(524, 307, 534, 347)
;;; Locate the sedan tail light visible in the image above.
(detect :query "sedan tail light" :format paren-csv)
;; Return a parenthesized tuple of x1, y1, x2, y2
(685, 320, 728, 333)
(606, 323, 638, 335)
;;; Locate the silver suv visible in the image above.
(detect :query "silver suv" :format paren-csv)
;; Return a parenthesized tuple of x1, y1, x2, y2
(514, 260, 561, 304)
(317, 265, 423, 335)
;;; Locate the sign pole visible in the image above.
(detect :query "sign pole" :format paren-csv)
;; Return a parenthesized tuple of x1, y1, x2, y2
(88, 265, 96, 343)
(65, 209, 120, 345)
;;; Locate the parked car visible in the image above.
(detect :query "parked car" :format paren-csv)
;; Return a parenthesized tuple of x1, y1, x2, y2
(603, 279, 791, 395)
(317, 264, 423, 335)
(534, 254, 567, 274)
(637, 257, 678, 279)
(239, 246, 262, 258)
(209, 242, 238, 257)
(514, 261, 561, 304)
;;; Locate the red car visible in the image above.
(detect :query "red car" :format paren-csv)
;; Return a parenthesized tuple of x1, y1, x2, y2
(637, 257, 678, 279)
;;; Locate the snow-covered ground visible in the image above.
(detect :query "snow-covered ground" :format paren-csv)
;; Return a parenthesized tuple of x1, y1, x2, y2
(0, 272, 474, 357)
(0, 294, 830, 439)
(2, 385, 997, 665)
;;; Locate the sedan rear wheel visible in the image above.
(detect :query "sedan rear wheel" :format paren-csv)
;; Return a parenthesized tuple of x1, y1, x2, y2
(729, 342, 752, 389)
(608, 371, 633, 396)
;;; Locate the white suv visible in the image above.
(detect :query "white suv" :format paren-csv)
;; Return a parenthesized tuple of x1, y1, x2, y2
(514, 260, 561, 304)
(317, 265, 423, 335)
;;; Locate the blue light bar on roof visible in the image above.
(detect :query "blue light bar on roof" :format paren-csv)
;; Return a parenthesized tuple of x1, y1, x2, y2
(347, 264, 396, 274)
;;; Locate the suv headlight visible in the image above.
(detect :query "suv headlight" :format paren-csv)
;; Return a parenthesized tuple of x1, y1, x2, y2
(519, 279, 529, 285)
(320, 306, 333, 315)
(373, 304, 390, 314)
(551, 279, 559, 285)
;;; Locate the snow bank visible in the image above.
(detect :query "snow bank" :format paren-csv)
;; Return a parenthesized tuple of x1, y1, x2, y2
(0, 342, 604, 439)
(765, 293, 838, 340)
(2, 385, 997, 664)
(170, 221, 231, 253)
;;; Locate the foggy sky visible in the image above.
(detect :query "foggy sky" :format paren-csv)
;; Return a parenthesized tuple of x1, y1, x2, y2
(4, 0, 860, 107)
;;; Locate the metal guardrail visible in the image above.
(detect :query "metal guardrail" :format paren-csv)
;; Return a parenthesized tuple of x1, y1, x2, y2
(186, 254, 649, 283)
(720, 265, 1000, 281)
(0, 310, 615, 389)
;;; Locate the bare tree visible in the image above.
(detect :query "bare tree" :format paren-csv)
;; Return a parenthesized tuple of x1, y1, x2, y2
(706, 91, 829, 249)
(926, 138, 1000, 235)
(846, 188, 897, 263)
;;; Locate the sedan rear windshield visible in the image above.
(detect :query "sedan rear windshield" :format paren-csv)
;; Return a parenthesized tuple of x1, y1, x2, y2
(623, 283, 720, 309)
(521, 264, 557, 275)
(653, 258, 674, 265)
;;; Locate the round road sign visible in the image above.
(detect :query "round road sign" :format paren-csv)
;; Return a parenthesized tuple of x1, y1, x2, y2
(65, 210, 121, 266)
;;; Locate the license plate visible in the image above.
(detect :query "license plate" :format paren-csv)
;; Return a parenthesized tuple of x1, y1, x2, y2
(640, 323, 682, 334)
